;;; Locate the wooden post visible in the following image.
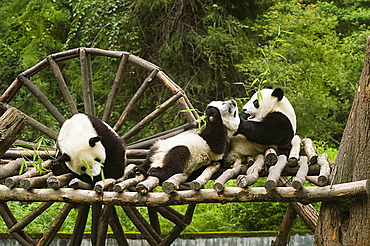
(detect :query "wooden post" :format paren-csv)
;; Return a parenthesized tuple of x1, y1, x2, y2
(271, 204, 297, 246)
(0, 108, 26, 158)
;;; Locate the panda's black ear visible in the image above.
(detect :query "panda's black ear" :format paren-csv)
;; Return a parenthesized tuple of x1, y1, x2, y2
(89, 136, 102, 147)
(272, 88, 284, 101)
(265, 84, 273, 89)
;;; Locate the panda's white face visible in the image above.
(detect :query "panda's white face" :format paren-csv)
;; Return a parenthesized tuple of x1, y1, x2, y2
(58, 114, 106, 176)
(242, 88, 296, 132)
(207, 100, 240, 136)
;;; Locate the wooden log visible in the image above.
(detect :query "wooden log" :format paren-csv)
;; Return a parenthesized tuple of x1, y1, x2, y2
(96, 205, 113, 246)
(70, 204, 90, 246)
(5, 160, 52, 188)
(20, 172, 53, 189)
(148, 207, 161, 236)
(109, 206, 130, 246)
(214, 159, 242, 192)
(279, 176, 318, 232)
(125, 149, 149, 158)
(91, 203, 102, 246)
(94, 178, 117, 193)
(0, 108, 26, 159)
(37, 203, 74, 246)
(47, 173, 75, 189)
(3, 149, 57, 159)
(288, 135, 301, 167)
(265, 148, 278, 166)
(113, 68, 159, 132)
(237, 155, 264, 188)
(17, 74, 65, 124)
(162, 173, 189, 194)
(114, 174, 145, 193)
(0, 158, 24, 180)
(0, 203, 37, 245)
(136, 176, 160, 195)
(0, 180, 367, 205)
(265, 155, 288, 191)
(80, 47, 95, 116)
(47, 56, 78, 115)
(302, 138, 318, 164)
(122, 206, 161, 246)
(190, 162, 221, 191)
(0, 78, 23, 104)
(8, 201, 53, 234)
(0, 102, 58, 140)
(155, 206, 187, 228)
(127, 122, 197, 149)
(271, 204, 297, 246)
(317, 153, 331, 186)
(102, 53, 129, 123)
(292, 156, 309, 190)
(122, 92, 183, 141)
(69, 178, 93, 190)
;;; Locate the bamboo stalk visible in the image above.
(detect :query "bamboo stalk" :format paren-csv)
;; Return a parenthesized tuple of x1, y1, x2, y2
(102, 53, 129, 123)
(190, 162, 221, 191)
(214, 159, 242, 192)
(80, 47, 95, 116)
(122, 92, 183, 141)
(292, 156, 309, 190)
(237, 155, 264, 188)
(113, 69, 159, 132)
(37, 203, 74, 246)
(265, 155, 288, 191)
(70, 204, 90, 246)
(288, 135, 301, 167)
(47, 56, 78, 115)
(17, 75, 65, 124)
(8, 201, 53, 234)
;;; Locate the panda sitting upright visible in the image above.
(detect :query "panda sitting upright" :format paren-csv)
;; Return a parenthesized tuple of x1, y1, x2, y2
(53, 113, 126, 183)
(226, 86, 296, 162)
(136, 100, 240, 184)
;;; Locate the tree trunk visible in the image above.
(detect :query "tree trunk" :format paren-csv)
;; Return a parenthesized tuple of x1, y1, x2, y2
(314, 37, 370, 245)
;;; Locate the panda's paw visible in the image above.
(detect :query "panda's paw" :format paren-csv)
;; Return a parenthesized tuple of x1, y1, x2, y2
(147, 167, 163, 177)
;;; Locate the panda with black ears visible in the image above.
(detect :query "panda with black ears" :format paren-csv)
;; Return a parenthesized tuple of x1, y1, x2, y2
(135, 100, 240, 184)
(225, 86, 297, 162)
(53, 113, 126, 184)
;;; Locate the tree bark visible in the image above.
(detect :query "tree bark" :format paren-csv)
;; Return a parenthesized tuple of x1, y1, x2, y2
(314, 37, 370, 245)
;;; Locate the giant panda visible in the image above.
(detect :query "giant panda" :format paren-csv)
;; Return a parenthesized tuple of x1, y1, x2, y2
(225, 87, 296, 161)
(136, 100, 240, 183)
(54, 113, 126, 183)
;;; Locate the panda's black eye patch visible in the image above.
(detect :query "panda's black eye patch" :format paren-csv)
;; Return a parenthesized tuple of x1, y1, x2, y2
(94, 158, 101, 163)
(253, 99, 259, 109)
(81, 166, 87, 171)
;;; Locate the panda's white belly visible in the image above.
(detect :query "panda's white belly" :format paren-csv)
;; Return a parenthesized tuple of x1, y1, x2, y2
(226, 134, 276, 161)
(150, 130, 224, 174)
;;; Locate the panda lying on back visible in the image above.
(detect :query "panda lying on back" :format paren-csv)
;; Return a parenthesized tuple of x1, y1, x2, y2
(136, 100, 240, 183)
(53, 114, 126, 183)
(226, 86, 296, 161)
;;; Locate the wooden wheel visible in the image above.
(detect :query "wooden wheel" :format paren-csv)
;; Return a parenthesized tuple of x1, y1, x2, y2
(0, 48, 199, 246)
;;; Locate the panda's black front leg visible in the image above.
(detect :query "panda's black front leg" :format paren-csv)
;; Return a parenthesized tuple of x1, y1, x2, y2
(148, 145, 190, 184)
(135, 146, 158, 176)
